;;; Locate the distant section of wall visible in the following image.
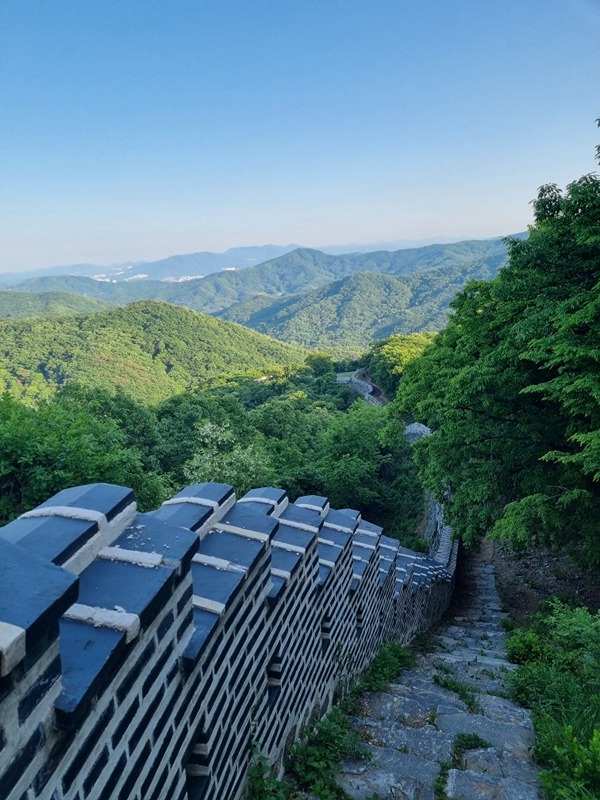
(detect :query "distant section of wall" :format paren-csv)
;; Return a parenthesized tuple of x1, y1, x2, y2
(0, 479, 456, 800)
(337, 369, 387, 405)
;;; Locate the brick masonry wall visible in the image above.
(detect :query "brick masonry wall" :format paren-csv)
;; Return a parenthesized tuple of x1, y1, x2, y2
(0, 480, 456, 800)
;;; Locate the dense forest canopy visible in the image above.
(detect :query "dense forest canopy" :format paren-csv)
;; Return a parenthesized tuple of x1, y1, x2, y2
(6, 237, 511, 320)
(216, 263, 498, 353)
(0, 300, 307, 404)
(0, 363, 425, 547)
(0, 290, 109, 318)
(389, 164, 600, 564)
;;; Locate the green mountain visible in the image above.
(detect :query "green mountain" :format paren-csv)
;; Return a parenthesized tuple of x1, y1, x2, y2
(216, 261, 499, 350)
(0, 245, 299, 285)
(0, 300, 306, 403)
(12, 237, 514, 316)
(0, 290, 109, 318)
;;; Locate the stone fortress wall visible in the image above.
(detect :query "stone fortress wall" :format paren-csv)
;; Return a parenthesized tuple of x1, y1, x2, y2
(0, 477, 457, 800)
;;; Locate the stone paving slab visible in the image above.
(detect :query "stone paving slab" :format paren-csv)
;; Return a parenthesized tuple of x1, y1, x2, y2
(446, 768, 540, 799)
(435, 712, 534, 760)
(353, 718, 454, 761)
(464, 747, 540, 783)
(339, 744, 439, 800)
(337, 546, 540, 799)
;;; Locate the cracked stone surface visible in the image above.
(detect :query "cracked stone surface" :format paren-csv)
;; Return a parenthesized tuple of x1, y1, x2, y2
(337, 547, 540, 799)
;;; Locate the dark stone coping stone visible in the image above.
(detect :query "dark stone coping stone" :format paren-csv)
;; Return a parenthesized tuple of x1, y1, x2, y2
(190, 561, 245, 607)
(396, 553, 420, 567)
(295, 495, 328, 513)
(0, 516, 98, 567)
(352, 542, 376, 560)
(217, 506, 278, 538)
(319, 528, 350, 548)
(357, 519, 384, 536)
(182, 608, 220, 668)
(337, 508, 361, 521)
(267, 575, 287, 606)
(77, 559, 177, 629)
(352, 559, 368, 577)
(323, 509, 357, 533)
(353, 532, 377, 548)
(55, 619, 126, 728)
(318, 563, 332, 586)
(150, 503, 213, 533)
(273, 524, 315, 551)
(350, 576, 360, 593)
(317, 542, 344, 565)
(0, 539, 78, 650)
(114, 514, 198, 575)
(380, 535, 401, 549)
(398, 546, 425, 559)
(199, 529, 264, 569)
(33, 484, 134, 522)
(271, 548, 301, 576)
(379, 557, 395, 576)
(241, 487, 287, 504)
(232, 500, 273, 516)
(169, 482, 234, 507)
(278, 505, 323, 531)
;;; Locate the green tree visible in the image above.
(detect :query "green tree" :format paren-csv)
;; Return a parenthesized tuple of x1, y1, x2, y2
(363, 331, 437, 396)
(391, 155, 600, 560)
(183, 421, 277, 495)
(0, 393, 165, 522)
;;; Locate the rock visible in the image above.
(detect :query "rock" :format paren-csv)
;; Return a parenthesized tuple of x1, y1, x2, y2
(338, 545, 541, 798)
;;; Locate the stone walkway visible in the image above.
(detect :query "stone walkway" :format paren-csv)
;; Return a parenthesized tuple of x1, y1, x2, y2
(337, 548, 540, 799)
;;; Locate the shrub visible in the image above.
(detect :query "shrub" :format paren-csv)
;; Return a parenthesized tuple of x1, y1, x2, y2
(506, 598, 600, 798)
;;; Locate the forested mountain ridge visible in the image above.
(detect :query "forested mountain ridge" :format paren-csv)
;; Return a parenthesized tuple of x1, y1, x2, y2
(0, 300, 306, 404)
(10, 236, 516, 317)
(0, 289, 109, 318)
(216, 261, 499, 351)
(0, 244, 299, 285)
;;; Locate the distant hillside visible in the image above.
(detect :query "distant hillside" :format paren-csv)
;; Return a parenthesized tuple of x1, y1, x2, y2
(12, 236, 515, 316)
(0, 245, 299, 285)
(217, 261, 500, 351)
(0, 290, 108, 318)
(0, 300, 306, 403)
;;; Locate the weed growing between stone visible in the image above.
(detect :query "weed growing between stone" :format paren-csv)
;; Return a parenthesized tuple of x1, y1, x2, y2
(246, 707, 361, 800)
(432, 674, 481, 713)
(433, 733, 492, 799)
(247, 644, 414, 799)
(452, 733, 492, 764)
(505, 598, 600, 799)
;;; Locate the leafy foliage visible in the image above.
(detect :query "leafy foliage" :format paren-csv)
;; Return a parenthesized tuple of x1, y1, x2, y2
(353, 643, 414, 693)
(506, 599, 600, 799)
(0, 392, 166, 523)
(362, 332, 437, 396)
(390, 168, 600, 560)
(286, 707, 364, 798)
(0, 290, 108, 318)
(217, 262, 503, 353)
(0, 300, 306, 404)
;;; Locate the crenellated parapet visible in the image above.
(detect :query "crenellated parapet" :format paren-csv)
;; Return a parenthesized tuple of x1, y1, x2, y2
(0, 481, 456, 800)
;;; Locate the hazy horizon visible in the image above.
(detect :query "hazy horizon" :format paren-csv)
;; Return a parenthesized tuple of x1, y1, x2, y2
(0, 230, 522, 277)
(1, 1, 598, 272)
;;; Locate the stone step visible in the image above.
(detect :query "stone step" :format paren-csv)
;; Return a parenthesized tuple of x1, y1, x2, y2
(435, 712, 535, 760)
(446, 768, 540, 799)
(337, 551, 540, 800)
(339, 744, 440, 800)
(352, 717, 454, 762)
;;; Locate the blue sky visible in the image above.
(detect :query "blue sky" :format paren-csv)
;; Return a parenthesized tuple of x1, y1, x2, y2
(1, 0, 599, 271)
